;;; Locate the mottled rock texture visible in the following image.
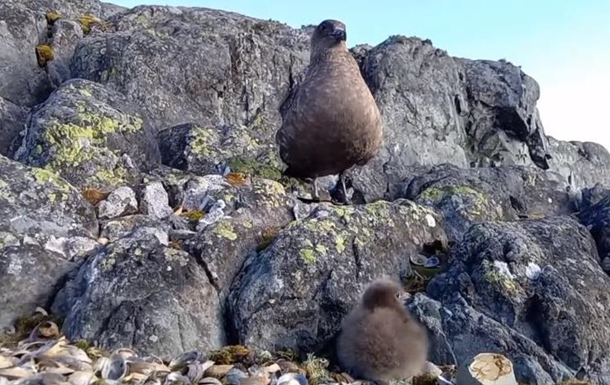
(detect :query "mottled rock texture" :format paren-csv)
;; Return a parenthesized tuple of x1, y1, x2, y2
(2, 2, 610, 385)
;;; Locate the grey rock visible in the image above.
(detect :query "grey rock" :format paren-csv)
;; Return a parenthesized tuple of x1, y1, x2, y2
(71, 6, 310, 135)
(228, 200, 446, 354)
(1, 243, 74, 329)
(458, 58, 550, 170)
(184, 177, 297, 299)
(402, 164, 574, 240)
(100, 214, 171, 241)
(547, 136, 610, 191)
(140, 181, 173, 219)
(15, 79, 160, 190)
(0, 97, 28, 157)
(579, 194, 610, 265)
(53, 230, 224, 358)
(0, 154, 98, 238)
(46, 19, 84, 88)
(98, 186, 138, 219)
(419, 217, 610, 384)
(0, 154, 98, 328)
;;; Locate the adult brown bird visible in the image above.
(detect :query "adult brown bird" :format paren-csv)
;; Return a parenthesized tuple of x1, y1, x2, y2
(276, 19, 382, 202)
(336, 277, 429, 384)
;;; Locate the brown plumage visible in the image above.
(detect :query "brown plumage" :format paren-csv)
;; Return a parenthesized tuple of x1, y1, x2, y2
(276, 19, 382, 200)
(336, 278, 429, 383)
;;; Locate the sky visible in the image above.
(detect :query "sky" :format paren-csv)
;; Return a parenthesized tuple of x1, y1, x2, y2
(112, 0, 610, 150)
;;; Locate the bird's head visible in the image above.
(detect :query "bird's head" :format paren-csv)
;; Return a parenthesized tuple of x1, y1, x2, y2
(311, 19, 347, 50)
(361, 277, 409, 310)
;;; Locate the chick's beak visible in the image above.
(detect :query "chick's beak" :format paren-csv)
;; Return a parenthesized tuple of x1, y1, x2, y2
(331, 26, 346, 41)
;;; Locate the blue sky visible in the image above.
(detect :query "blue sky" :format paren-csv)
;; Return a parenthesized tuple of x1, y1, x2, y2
(111, 0, 610, 149)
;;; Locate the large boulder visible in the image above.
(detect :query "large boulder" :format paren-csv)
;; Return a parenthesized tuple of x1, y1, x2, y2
(459, 59, 550, 170)
(15, 79, 160, 190)
(419, 217, 610, 385)
(348, 37, 470, 201)
(0, 154, 98, 328)
(53, 228, 224, 358)
(71, 6, 310, 135)
(227, 200, 446, 354)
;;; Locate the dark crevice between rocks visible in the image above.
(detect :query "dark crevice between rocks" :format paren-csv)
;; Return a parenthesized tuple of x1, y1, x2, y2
(192, 252, 221, 295)
(523, 295, 550, 353)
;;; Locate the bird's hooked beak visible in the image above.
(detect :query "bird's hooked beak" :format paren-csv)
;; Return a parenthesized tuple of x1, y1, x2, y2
(330, 25, 346, 42)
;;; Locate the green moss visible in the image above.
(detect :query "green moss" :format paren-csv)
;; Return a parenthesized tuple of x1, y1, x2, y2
(228, 156, 282, 181)
(35, 45, 54, 67)
(300, 248, 316, 265)
(214, 221, 238, 241)
(208, 345, 251, 365)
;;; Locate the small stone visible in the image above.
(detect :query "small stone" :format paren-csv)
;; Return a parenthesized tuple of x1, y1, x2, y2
(66, 236, 100, 258)
(277, 373, 308, 385)
(98, 186, 138, 219)
(196, 200, 226, 231)
(140, 182, 173, 219)
(226, 368, 248, 385)
(425, 213, 437, 227)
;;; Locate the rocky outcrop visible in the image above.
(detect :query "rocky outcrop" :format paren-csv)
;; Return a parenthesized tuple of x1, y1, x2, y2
(420, 217, 610, 384)
(3, 1, 610, 384)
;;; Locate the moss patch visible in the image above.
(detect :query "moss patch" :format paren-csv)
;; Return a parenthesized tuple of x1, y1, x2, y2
(45, 11, 61, 25)
(31, 168, 72, 193)
(228, 156, 282, 181)
(78, 14, 103, 34)
(208, 345, 251, 365)
(420, 185, 487, 216)
(35, 45, 54, 67)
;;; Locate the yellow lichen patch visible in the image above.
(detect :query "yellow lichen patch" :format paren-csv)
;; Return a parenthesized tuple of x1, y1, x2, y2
(82, 187, 109, 205)
(35, 45, 54, 67)
(213, 220, 238, 241)
(208, 345, 251, 365)
(78, 14, 103, 34)
(45, 11, 61, 25)
(299, 248, 316, 265)
(226, 172, 247, 186)
(31, 168, 72, 193)
(335, 234, 346, 253)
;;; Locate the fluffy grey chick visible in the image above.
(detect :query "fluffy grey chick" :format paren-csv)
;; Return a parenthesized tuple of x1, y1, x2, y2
(336, 278, 429, 383)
